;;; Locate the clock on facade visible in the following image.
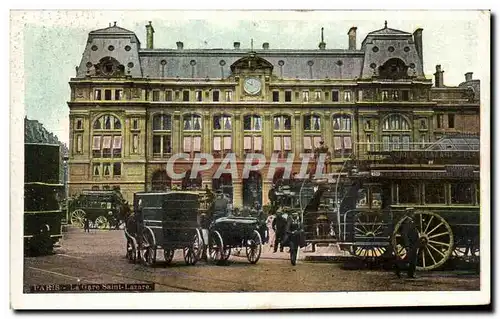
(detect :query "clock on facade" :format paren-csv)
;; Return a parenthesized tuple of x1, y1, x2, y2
(243, 77, 262, 95)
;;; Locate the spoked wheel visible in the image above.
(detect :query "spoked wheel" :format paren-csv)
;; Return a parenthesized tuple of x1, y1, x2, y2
(222, 247, 231, 261)
(208, 230, 224, 264)
(163, 249, 175, 265)
(245, 230, 262, 264)
(183, 229, 203, 266)
(70, 209, 86, 228)
(95, 216, 109, 230)
(140, 229, 156, 267)
(452, 238, 480, 263)
(351, 211, 387, 258)
(392, 211, 454, 271)
(126, 240, 137, 263)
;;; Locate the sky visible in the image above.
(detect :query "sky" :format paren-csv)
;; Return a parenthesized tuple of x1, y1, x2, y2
(16, 10, 488, 145)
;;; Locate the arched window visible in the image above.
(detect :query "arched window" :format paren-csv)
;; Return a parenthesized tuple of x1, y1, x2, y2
(92, 114, 122, 178)
(152, 114, 172, 157)
(182, 170, 202, 190)
(243, 115, 262, 154)
(378, 58, 409, 80)
(213, 114, 232, 157)
(332, 114, 352, 158)
(183, 114, 202, 156)
(272, 114, 292, 158)
(382, 114, 411, 150)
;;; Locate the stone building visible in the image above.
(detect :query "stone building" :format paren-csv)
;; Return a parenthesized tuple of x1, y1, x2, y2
(67, 21, 480, 206)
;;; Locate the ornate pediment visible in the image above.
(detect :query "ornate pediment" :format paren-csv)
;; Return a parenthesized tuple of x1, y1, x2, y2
(94, 56, 125, 77)
(230, 52, 273, 74)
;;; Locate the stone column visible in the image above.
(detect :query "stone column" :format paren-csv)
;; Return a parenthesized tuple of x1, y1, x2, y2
(233, 111, 241, 159)
(263, 111, 272, 158)
(232, 179, 243, 208)
(173, 111, 181, 154)
(262, 180, 272, 206)
(294, 111, 302, 156)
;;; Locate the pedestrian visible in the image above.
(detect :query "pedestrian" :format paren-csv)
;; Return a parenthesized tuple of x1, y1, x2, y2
(266, 213, 275, 250)
(394, 208, 420, 278)
(272, 211, 287, 253)
(83, 217, 90, 233)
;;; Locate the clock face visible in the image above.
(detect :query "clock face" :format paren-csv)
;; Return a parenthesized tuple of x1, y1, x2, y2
(243, 77, 262, 95)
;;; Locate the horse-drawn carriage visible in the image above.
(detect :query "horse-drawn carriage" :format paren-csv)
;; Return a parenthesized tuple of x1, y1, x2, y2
(124, 191, 224, 266)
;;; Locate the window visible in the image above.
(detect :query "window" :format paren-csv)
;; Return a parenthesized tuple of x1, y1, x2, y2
(332, 115, 352, 158)
(132, 134, 139, 154)
(104, 89, 112, 101)
(381, 90, 389, 101)
(272, 91, 279, 102)
(358, 90, 363, 101)
(196, 90, 203, 102)
(183, 114, 202, 131)
(437, 114, 444, 129)
(213, 90, 220, 102)
(451, 183, 475, 205)
(75, 134, 83, 154)
(132, 118, 139, 130)
(448, 114, 455, 129)
(243, 115, 262, 131)
(344, 91, 352, 102)
(332, 90, 339, 102)
(396, 181, 419, 204)
(183, 90, 190, 101)
(152, 90, 160, 101)
(420, 119, 427, 130)
(285, 90, 292, 102)
(175, 90, 180, 101)
(402, 90, 410, 101)
(165, 90, 173, 101)
(183, 136, 202, 155)
(302, 91, 309, 102)
(425, 183, 445, 204)
(243, 135, 263, 153)
(304, 115, 321, 131)
(113, 163, 121, 176)
(103, 163, 111, 176)
(75, 118, 83, 130)
(92, 114, 122, 159)
(381, 114, 411, 151)
(115, 90, 123, 100)
(273, 115, 291, 131)
(366, 134, 373, 152)
(213, 114, 232, 131)
(152, 114, 172, 157)
(94, 89, 102, 100)
(303, 136, 323, 153)
(391, 90, 399, 101)
(314, 91, 322, 101)
(225, 90, 233, 102)
(213, 135, 232, 156)
(92, 164, 100, 176)
(364, 119, 372, 130)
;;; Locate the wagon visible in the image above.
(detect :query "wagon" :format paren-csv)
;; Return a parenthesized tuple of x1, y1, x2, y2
(125, 191, 224, 267)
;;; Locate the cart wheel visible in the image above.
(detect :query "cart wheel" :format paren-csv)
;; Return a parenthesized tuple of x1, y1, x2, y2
(163, 249, 174, 265)
(95, 216, 109, 230)
(140, 230, 156, 267)
(70, 209, 86, 228)
(245, 230, 262, 264)
(222, 247, 231, 261)
(183, 229, 203, 266)
(126, 240, 137, 263)
(351, 211, 387, 258)
(392, 211, 454, 271)
(208, 230, 224, 264)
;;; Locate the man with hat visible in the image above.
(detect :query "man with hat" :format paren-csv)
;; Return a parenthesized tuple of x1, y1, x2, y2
(395, 207, 420, 278)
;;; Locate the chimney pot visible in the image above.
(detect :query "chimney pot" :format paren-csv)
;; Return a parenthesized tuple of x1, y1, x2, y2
(146, 21, 155, 49)
(234, 42, 240, 50)
(262, 42, 269, 50)
(465, 72, 473, 82)
(176, 41, 184, 50)
(319, 42, 326, 50)
(348, 27, 357, 50)
(434, 64, 444, 87)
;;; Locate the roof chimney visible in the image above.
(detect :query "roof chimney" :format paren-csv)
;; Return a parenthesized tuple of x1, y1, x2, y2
(234, 42, 240, 50)
(176, 41, 184, 50)
(318, 27, 326, 50)
(146, 21, 154, 49)
(434, 65, 445, 87)
(262, 42, 269, 50)
(413, 28, 423, 63)
(465, 72, 473, 82)
(348, 27, 357, 50)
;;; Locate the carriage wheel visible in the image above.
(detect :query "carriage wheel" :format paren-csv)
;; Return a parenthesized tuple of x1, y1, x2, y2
(208, 230, 224, 264)
(95, 216, 109, 230)
(126, 240, 137, 263)
(183, 229, 203, 266)
(140, 230, 156, 267)
(351, 211, 387, 258)
(452, 238, 480, 263)
(221, 247, 231, 261)
(70, 209, 86, 228)
(163, 249, 175, 265)
(245, 230, 262, 264)
(392, 211, 454, 271)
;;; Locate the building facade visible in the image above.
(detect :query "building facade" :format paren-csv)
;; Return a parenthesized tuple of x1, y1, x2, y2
(67, 21, 480, 206)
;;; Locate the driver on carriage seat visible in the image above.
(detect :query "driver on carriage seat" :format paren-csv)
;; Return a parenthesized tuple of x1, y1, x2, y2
(211, 191, 230, 220)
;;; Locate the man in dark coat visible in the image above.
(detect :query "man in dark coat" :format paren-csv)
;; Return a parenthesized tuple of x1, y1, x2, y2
(272, 210, 287, 253)
(395, 208, 420, 278)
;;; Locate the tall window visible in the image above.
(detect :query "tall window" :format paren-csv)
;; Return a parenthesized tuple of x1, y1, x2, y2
(225, 90, 233, 102)
(395, 181, 420, 204)
(381, 114, 411, 151)
(332, 90, 339, 102)
(314, 91, 322, 101)
(344, 91, 352, 102)
(165, 90, 173, 101)
(302, 91, 310, 102)
(152, 114, 172, 157)
(213, 90, 220, 102)
(285, 90, 292, 102)
(152, 90, 160, 101)
(304, 115, 322, 153)
(213, 114, 232, 157)
(92, 114, 122, 178)
(182, 90, 190, 101)
(332, 114, 352, 158)
(74, 134, 83, 154)
(451, 182, 475, 205)
(272, 91, 279, 102)
(273, 115, 292, 157)
(183, 114, 202, 156)
(195, 90, 203, 102)
(243, 115, 262, 153)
